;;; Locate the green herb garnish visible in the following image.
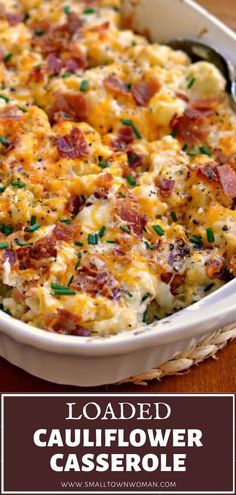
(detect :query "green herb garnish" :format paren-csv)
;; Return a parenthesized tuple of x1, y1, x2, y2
(0, 136, 10, 148)
(121, 119, 142, 139)
(98, 226, 106, 238)
(126, 175, 136, 187)
(80, 80, 89, 92)
(74, 241, 84, 247)
(170, 211, 177, 222)
(199, 146, 212, 156)
(34, 28, 45, 36)
(206, 227, 215, 243)
(0, 94, 10, 103)
(153, 225, 165, 236)
(83, 8, 95, 14)
(60, 219, 73, 224)
(51, 282, 76, 296)
(62, 72, 72, 78)
(0, 242, 9, 249)
(204, 282, 214, 293)
(190, 235, 202, 245)
(98, 160, 109, 168)
(27, 223, 41, 233)
(10, 180, 25, 188)
(88, 233, 99, 245)
(120, 225, 131, 234)
(3, 53, 12, 63)
(64, 5, 71, 15)
(187, 76, 196, 89)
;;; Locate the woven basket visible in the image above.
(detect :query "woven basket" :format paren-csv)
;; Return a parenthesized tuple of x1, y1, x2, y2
(119, 324, 236, 385)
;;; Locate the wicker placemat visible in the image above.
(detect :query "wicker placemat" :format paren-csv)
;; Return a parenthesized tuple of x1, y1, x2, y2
(119, 324, 236, 385)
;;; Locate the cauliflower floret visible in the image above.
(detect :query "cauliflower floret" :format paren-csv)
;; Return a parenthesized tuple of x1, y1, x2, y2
(185, 61, 226, 98)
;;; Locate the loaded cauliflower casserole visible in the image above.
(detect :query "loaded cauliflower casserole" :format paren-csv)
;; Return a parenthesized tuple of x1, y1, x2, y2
(0, 0, 235, 337)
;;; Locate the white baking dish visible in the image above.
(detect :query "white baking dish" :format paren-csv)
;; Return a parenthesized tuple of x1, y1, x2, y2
(0, 0, 236, 386)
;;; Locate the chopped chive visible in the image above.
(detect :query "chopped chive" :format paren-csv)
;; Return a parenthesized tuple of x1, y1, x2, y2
(54, 288, 76, 296)
(2, 225, 13, 236)
(170, 211, 177, 222)
(121, 119, 142, 139)
(170, 129, 177, 138)
(10, 180, 25, 188)
(144, 241, 153, 250)
(182, 143, 188, 152)
(60, 218, 72, 224)
(98, 226, 106, 238)
(15, 238, 32, 247)
(62, 72, 72, 78)
(0, 304, 11, 315)
(106, 240, 116, 244)
(88, 233, 98, 245)
(187, 76, 196, 89)
(199, 146, 212, 156)
(119, 191, 126, 198)
(0, 94, 10, 103)
(98, 160, 109, 168)
(204, 282, 214, 293)
(190, 235, 202, 245)
(83, 8, 95, 14)
(0, 185, 5, 192)
(126, 175, 136, 187)
(80, 79, 89, 92)
(67, 275, 74, 286)
(34, 28, 45, 36)
(0, 242, 9, 249)
(153, 224, 165, 236)
(19, 106, 27, 113)
(206, 227, 215, 243)
(120, 225, 130, 233)
(26, 223, 41, 232)
(75, 252, 82, 269)
(30, 215, 36, 226)
(74, 241, 83, 247)
(0, 136, 10, 147)
(3, 52, 12, 63)
(64, 5, 71, 15)
(51, 282, 76, 293)
(126, 83, 132, 90)
(142, 309, 148, 323)
(127, 292, 133, 297)
(141, 293, 149, 302)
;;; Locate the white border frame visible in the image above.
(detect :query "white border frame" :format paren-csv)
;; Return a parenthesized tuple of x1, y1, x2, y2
(1, 394, 235, 495)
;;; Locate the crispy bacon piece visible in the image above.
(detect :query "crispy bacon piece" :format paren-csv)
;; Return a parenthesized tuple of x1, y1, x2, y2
(132, 78, 160, 106)
(214, 149, 236, 169)
(176, 92, 189, 103)
(191, 98, 219, 115)
(66, 12, 83, 35)
(47, 54, 64, 75)
(155, 177, 175, 197)
(28, 66, 44, 83)
(161, 272, 185, 294)
(127, 149, 143, 169)
(53, 222, 80, 242)
(205, 257, 224, 279)
(6, 12, 23, 25)
(56, 128, 88, 159)
(217, 164, 236, 198)
(94, 172, 113, 199)
(48, 92, 88, 124)
(197, 164, 219, 183)
(112, 126, 134, 151)
(0, 106, 21, 121)
(67, 194, 85, 217)
(117, 196, 147, 237)
(170, 108, 208, 145)
(16, 237, 57, 270)
(104, 76, 130, 97)
(71, 257, 120, 300)
(87, 21, 109, 36)
(48, 309, 91, 336)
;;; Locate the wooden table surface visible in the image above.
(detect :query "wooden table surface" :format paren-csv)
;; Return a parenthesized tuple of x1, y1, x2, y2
(1, 0, 236, 393)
